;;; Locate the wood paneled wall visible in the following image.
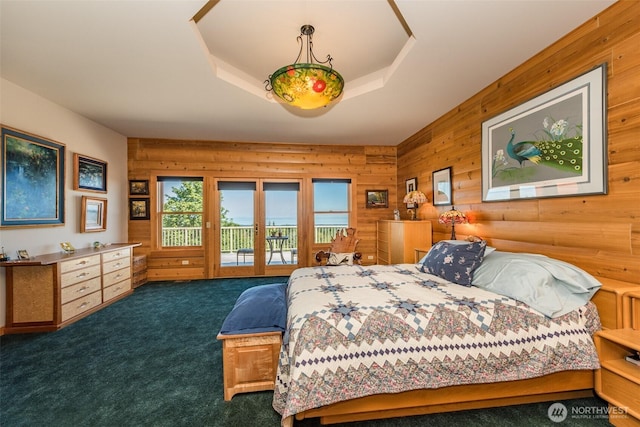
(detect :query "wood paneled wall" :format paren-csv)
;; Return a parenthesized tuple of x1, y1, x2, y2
(128, 140, 397, 279)
(396, 1, 640, 284)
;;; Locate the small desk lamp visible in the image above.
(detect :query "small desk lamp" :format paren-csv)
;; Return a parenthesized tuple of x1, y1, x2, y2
(438, 206, 468, 239)
(403, 190, 427, 220)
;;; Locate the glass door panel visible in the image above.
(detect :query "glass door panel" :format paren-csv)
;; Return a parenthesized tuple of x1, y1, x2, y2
(218, 181, 257, 269)
(264, 182, 299, 267)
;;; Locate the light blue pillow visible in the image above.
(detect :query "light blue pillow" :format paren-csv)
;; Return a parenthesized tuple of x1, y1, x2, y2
(219, 283, 287, 335)
(471, 251, 602, 318)
(420, 240, 487, 286)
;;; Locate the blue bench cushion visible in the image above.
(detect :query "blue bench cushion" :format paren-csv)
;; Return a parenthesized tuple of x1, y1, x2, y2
(219, 283, 287, 335)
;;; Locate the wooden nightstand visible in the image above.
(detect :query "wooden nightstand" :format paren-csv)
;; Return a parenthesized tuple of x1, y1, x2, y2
(414, 248, 431, 263)
(594, 288, 640, 426)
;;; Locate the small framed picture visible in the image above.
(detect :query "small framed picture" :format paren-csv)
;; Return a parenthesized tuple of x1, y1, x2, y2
(81, 196, 107, 232)
(365, 190, 389, 208)
(432, 167, 452, 206)
(17, 249, 30, 260)
(129, 198, 150, 220)
(129, 180, 149, 195)
(405, 177, 418, 208)
(74, 153, 107, 193)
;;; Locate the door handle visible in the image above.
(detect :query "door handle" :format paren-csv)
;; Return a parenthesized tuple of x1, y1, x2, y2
(255, 223, 258, 235)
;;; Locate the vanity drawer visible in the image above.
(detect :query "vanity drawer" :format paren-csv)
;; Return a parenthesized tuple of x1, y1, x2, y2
(61, 264, 101, 288)
(61, 291, 102, 322)
(61, 277, 101, 304)
(103, 256, 131, 274)
(102, 248, 131, 263)
(103, 279, 131, 302)
(103, 266, 131, 287)
(60, 255, 100, 274)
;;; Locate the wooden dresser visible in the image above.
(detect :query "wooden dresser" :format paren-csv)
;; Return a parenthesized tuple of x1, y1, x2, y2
(1, 243, 139, 334)
(377, 220, 432, 264)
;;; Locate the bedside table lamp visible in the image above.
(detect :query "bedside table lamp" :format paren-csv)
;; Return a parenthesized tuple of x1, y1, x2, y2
(438, 206, 468, 239)
(403, 190, 427, 220)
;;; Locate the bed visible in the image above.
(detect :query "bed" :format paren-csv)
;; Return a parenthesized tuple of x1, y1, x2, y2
(273, 241, 605, 426)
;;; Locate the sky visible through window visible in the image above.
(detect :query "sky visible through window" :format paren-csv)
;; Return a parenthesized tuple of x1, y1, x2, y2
(223, 183, 347, 226)
(163, 181, 347, 226)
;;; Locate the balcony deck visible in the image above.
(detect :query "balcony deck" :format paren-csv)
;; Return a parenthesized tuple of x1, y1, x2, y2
(220, 249, 298, 267)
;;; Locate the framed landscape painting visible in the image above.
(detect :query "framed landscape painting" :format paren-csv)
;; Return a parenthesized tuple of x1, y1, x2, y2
(129, 179, 149, 195)
(1, 126, 65, 227)
(481, 64, 607, 202)
(129, 198, 150, 220)
(365, 190, 389, 208)
(74, 153, 107, 193)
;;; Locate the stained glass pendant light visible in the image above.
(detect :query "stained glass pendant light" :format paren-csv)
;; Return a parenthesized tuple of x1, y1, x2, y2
(266, 25, 344, 110)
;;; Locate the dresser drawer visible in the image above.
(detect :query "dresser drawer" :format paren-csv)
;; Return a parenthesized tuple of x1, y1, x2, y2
(61, 276, 101, 304)
(60, 255, 100, 274)
(103, 266, 131, 287)
(60, 264, 101, 288)
(102, 248, 131, 263)
(103, 278, 131, 302)
(102, 256, 131, 274)
(61, 291, 102, 322)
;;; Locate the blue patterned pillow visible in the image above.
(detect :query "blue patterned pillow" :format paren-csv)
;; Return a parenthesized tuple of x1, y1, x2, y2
(420, 240, 487, 286)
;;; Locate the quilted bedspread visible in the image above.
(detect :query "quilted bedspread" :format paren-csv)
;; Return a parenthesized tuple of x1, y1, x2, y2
(272, 264, 601, 420)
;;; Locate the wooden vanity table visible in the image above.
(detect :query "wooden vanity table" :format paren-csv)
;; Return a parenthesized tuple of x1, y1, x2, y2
(1, 243, 139, 334)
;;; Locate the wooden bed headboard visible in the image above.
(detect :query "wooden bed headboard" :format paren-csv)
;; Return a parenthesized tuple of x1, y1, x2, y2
(591, 276, 639, 330)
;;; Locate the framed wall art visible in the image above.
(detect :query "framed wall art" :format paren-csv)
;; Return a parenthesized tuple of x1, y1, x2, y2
(129, 179, 149, 195)
(404, 177, 418, 208)
(129, 198, 150, 220)
(365, 190, 389, 208)
(432, 167, 452, 206)
(81, 195, 107, 232)
(74, 153, 107, 193)
(481, 63, 607, 202)
(1, 126, 65, 227)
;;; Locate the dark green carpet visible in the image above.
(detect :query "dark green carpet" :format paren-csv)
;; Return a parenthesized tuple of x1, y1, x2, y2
(1, 278, 611, 426)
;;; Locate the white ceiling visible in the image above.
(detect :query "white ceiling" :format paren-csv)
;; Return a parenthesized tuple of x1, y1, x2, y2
(0, 0, 616, 146)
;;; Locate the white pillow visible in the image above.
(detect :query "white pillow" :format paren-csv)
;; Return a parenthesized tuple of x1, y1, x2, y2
(327, 252, 354, 266)
(471, 251, 602, 318)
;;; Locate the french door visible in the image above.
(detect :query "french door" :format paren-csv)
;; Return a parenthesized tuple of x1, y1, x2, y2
(215, 179, 300, 277)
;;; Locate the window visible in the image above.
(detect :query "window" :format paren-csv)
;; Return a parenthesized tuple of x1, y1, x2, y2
(312, 179, 350, 243)
(158, 177, 203, 247)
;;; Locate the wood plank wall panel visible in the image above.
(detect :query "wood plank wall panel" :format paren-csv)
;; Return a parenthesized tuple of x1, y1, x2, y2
(396, 1, 640, 284)
(128, 140, 397, 279)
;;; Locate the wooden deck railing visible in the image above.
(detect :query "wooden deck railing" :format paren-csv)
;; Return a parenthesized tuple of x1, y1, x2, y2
(162, 225, 346, 251)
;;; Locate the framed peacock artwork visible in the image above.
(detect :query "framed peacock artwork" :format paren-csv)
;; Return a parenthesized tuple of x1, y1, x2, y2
(481, 63, 607, 202)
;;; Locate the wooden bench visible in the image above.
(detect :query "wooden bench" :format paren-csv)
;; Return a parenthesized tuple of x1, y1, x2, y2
(217, 331, 282, 401)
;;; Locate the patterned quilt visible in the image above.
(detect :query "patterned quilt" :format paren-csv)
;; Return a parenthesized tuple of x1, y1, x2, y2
(272, 264, 601, 420)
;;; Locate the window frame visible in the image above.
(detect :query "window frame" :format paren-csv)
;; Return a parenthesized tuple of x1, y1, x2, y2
(311, 178, 352, 244)
(157, 176, 204, 248)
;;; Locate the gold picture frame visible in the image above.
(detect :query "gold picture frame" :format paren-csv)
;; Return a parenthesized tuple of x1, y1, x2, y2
(74, 153, 107, 193)
(81, 195, 107, 232)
